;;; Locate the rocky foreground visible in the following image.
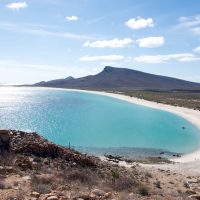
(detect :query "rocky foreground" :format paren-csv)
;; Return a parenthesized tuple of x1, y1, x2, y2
(0, 129, 199, 200)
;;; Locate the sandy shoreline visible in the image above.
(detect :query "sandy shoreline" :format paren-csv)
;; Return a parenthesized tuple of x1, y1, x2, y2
(61, 88, 200, 163)
(95, 91, 200, 163)
(2, 86, 200, 163)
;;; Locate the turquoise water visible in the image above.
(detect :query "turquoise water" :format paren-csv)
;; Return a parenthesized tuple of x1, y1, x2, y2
(0, 87, 200, 155)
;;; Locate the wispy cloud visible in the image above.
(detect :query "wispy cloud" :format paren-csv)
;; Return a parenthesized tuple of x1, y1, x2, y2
(0, 59, 100, 84)
(0, 22, 95, 40)
(0, 59, 68, 72)
(66, 16, 78, 21)
(177, 15, 200, 36)
(125, 17, 154, 30)
(136, 36, 165, 48)
(87, 16, 106, 25)
(83, 38, 133, 48)
(133, 53, 200, 63)
(79, 55, 124, 61)
(193, 46, 200, 53)
(6, 2, 27, 10)
(178, 15, 200, 28)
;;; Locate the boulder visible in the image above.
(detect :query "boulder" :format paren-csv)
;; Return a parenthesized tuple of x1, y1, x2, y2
(0, 129, 10, 152)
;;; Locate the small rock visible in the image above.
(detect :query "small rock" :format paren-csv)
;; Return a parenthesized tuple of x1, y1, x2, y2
(189, 194, 200, 200)
(31, 191, 40, 198)
(22, 175, 31, 181)
(5, 166, 14, 173)
(46, 196, 59, 200)
(104, 192, 113, 198)
(91, 189, 105, 197)
(0, 166, 5, 174)
(59, 197, 69, 200)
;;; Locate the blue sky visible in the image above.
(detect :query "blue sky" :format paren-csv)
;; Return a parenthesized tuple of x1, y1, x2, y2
(0, 0, 200, 84)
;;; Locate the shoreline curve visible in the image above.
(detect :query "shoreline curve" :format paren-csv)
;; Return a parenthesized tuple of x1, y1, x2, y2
(4, 86, 200, 163)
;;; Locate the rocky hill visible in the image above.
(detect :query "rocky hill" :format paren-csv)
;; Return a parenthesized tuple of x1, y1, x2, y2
(0, 129, 199, 200)
(34, 66, 200, 91)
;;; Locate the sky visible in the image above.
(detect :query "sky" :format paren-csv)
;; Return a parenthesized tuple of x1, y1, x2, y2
(0, 0, 200, 84)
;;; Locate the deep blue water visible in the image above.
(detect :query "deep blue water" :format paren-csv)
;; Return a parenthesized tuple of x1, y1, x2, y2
(0, 87, 200, 156)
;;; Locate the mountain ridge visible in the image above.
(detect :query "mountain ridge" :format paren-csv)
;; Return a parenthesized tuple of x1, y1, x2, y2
(33, 66, 200, 90)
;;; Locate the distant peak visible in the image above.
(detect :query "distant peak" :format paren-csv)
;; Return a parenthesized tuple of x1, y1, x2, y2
(104, 66, 114, 69)
(103, 66, 115, 72)
(65, 76, 74, 80)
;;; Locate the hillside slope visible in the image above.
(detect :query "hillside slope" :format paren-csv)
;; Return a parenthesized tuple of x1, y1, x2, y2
(34, 66, 200, 90)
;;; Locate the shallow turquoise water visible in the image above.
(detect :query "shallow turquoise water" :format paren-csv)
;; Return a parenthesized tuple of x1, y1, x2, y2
(0, 87, 200, 154)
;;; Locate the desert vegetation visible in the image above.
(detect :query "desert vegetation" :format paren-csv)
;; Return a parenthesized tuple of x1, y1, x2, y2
(0, 130, 199, 199)
(119, 90, 200, 111)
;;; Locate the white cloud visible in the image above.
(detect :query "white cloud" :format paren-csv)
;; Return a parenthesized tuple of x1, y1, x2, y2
(83, 38, 133, 48)
(125, 17, 154, 30)
(136, 36, 165, 48)
(6, 2, 27, 10)
(193, 46, 200, 53)
(66, 16, 78, 21)
(134, 53, 200, 63)
(79, 55, 124, 61)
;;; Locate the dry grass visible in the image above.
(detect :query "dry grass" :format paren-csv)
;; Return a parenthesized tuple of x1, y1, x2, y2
(0, 181, 6, 189)
(137, 184, 149, 196)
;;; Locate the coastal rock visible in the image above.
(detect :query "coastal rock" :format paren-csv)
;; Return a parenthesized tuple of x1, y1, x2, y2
(0, 129, 10, 152)
(8, 130, 97, 168)
(14, 157, 33, 170)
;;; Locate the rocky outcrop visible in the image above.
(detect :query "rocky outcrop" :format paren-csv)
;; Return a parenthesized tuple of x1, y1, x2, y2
(1, 129, 98, 168)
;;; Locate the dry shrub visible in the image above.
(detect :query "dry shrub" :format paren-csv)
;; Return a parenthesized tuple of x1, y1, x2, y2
(137, 184, 149, 196)
(31, 174, 54, 194)
(32, 183, 51, 194)
(65, 168, 98, 187)
(32, 174, 54, 185)
(67, 170, 91, 183)
(6, 190, 25, 200)
(0, 181, 6, 189)
(113, 176, 136, 191)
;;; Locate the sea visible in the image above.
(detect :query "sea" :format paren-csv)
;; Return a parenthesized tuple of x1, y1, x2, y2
(0, 86, 200, 158)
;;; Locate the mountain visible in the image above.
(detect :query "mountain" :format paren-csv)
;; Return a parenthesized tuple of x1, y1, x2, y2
(34, 66, 200, 90)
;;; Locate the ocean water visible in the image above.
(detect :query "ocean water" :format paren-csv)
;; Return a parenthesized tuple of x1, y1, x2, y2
(0, 86, 200, 156)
